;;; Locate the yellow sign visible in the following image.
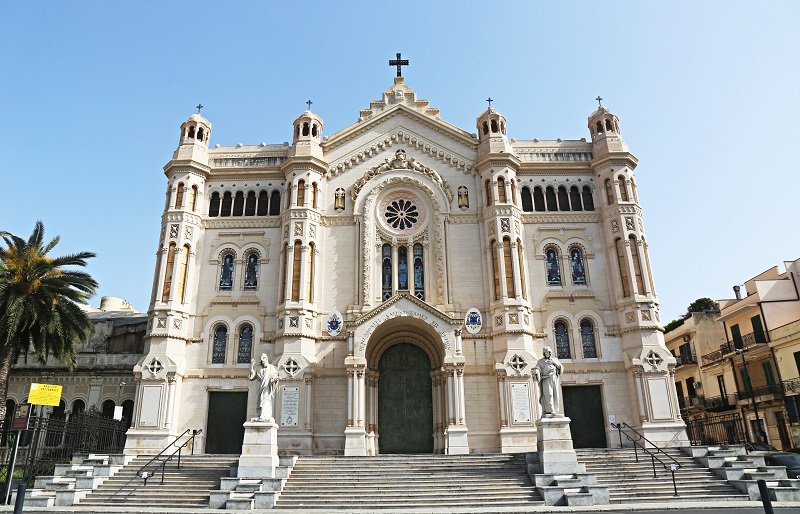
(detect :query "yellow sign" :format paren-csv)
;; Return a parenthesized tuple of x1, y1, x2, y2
(28, 383, 62, 406)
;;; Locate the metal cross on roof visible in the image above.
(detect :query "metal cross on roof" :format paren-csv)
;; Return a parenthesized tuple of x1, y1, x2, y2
(389, 52, 409, 77)
(596, 96, 603, 108)
(196, 103, 204, 114)
(486, 97, 493, 108)
(306, 99, 313, 110)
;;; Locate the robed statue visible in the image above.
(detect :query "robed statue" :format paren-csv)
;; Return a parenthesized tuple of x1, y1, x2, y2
(533, 346, 563, 417)
(249, 353, 280, 422)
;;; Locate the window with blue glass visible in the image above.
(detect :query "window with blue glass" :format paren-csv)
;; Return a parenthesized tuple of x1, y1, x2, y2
(413, 243, 424, 300)
(237, 324, 253, 364)
(382, 244, 392, 301)
(546, 247, 562, 286)
(398, 246, 409, 290)
(580, 319, 597, 358)
(212, 325, 227, 364)
(219, 253, 235, 290)
(570, 247, 586, 285)
(555, 320, 571, 359)
(244, 252, 259, 291)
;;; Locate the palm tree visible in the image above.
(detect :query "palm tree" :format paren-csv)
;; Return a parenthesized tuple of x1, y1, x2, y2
(0, 221, 98, 424)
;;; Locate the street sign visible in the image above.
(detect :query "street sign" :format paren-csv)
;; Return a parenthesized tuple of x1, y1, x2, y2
(28, 383, 62, 406)
(10, 403, 31, 431)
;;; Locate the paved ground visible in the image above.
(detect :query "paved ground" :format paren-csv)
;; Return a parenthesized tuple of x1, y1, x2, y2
(3, 501, 800, 513)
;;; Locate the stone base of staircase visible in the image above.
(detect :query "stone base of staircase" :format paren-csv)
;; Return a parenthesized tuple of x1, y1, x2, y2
(209, 455, 297, 510)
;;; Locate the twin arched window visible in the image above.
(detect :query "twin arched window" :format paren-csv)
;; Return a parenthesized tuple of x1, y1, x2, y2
(219, 251, 260, 292)
(381, 243, 425, 301)
(521, 186, 594, 212)
(545, 246, 588, 286)
(211, 323, 254, 364)
(161, 243, 191, 303)
(553, 318, 598, 359)
(545, 247, 562, 286)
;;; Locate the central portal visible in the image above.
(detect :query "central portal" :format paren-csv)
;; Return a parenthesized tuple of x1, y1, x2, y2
(378, 343, 433, 453)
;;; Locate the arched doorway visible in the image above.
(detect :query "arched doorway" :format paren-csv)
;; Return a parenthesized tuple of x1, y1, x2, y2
(378, 343, 433, 453)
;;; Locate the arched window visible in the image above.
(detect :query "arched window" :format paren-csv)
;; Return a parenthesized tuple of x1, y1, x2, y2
(187, 126, 195, 139)
(617, 176, 629, 201)
(174, 183, 185, 209)
(121, 400, 134, 429)
(582, 186, 594, 211)
(569, 186, 582, 211)
(398, 246, 409, 290)
(382, 244, 392, 301)
(177, 245, 190, 303)
(286, 184, 292, 209)
(190, 185, 198, 212)
(295, 125, 300, 137)
(219, 252, 234, 290)
(615, 238, 632, 297)
(307, 242, 316, 302)
(257, 190, 269, 216)
(197, 127, 205, 141)
(631, 178, 639, 202)
(580, 319, 598, 358)
(517, 238, 527, 300)
(245, 191, 257, 216)
(413, 243, 424, 300)
(211, 324, 227, 364)
(101, 399, 116, 419)
(570, 247, 587, 285)
(605, 179, 614, 205)
(482, 122, 489, 135)
(545, 247, 562, 286)
(161, 243, 176, 302)
(71, 399, 85, 416)
(485, 180, 492, 206)
(596, 121, 603, 134)
(237, 324, 253, 364)
(533, 187, 545, 211)
(503, 238, 515, 297)
(491, 119, 498, 133)
(497, 177, 507, 203)
(280, 243, 288, 301)
(545, 187, 557, 211)
(491, 240, 500, 300)
(233, 191, 245, 216)
(209, 191, 220, 217)
(302, 122, 309, 136)
(629, 235, 645, 294)
(221, 191, 233, 216)
(605, 119, 613, 132)
(269, 191, 281, 215)
(297, 180, 306, 207)
(557, 186, 570, 211)
(312, 183, 318, 209)
(244, 252, 259, 291)
(521, 187, 533, 212)
(291, 241, 301, 301)
(554, 320, 571, 359)
(511, 180, 517, 205)
(312, 124, 318, 137)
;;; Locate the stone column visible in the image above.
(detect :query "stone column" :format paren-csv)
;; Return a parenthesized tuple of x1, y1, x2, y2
(344, 363, 367, 456)
(391, 245, 399, 295)
(445, 364, 469, 454)
(497, 370, 508, 427)
(303, 374, 313, 430)
(346, 369, 354, 426)
(163, 373, 177, 429)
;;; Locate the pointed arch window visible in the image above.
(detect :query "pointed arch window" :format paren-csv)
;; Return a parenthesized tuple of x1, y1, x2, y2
(570, 247, 587, 285)
(269, 190, 281, 215)
(233, 191, 245, 216)
(237, 324, 253, 364)
(491, 240, 500, 301)
(307, 242, 316, 302)
(629, 235, 645, 294)
(161, 243, 176, 302)
(296, 180, 306, 207)
(557, 186, 570, 211)
(533, 187, 545, 211)
(257, 190, 269, 216)
(615, 238, 632, 297)
(175, 183, 185, 209)
(545, 247, 562, 286)
(580, 319, 598, 358)
(291, 241, 301, 301)
(517, 239, 527, 300)
(570, 186, 582, 211)
(497, 177, 507, 203)
(413, 244, 424, 300)
(582, 186, 594, 211)
(209, 192, 220, 217)
(398, 246, 409, 290)
(617, 176, 629, 202)
(545, 187, 557, 211)
(211, 325, 227, 364)
(605, 179, 614, 205)
(221, 191, 233, 216)
(503, 238, 515, 297)
(190, 185, 198, 212)
(554, 320, 571, 359)
(382, 244, 392, 301)
(219, 253, 235, 291)
(176, 244, 190, 303)
(245, 191, 257, 216)
(244, 252, 259, 291)
(521, 187, 533, 212)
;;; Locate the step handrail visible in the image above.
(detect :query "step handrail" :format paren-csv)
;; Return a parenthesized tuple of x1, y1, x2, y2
(102, 428, 200, 502)
(611, 422, 680, 496)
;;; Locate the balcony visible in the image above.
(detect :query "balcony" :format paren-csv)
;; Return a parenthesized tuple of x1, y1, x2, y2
(675, 353, 697, 367)
(703, 394, 738, 412)
(736, 383, 783, 401)
(679, 395, 705, 411)
(700, 332, 767, 366)
(783, 377, 800, 395)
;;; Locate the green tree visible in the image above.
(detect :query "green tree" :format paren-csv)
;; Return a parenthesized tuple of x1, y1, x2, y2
(0, 222, 97, 423)
(685, 297, 718, 315)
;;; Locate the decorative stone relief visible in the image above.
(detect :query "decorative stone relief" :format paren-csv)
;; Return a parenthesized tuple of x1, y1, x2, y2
(524, 314, 530, 325)
(294, 222, 303, 236)
(625, 311, 635, 323)
(304, 318, 312, 329)
(509, 313, 519, 324)
(488, 223, 496, 237)
(644, 350, 663, 369)
(184, 226, 193, 240)
(278, 319, 284, 329)
(289, 317, 299, 328)
(283, 358, 301, 377)
(147, 358, 164, 377)
(625, 216, 635, 231)
(655, 310, 660, 321)
(509, 354, 527, 374)
(283, 225, 289, 239)
(500, 218, 510, 233)
(495, 315, 503, 327)
(514, 220, 520, 233)
(170, 224, 179, 239)
(350, 149, 454, 204)
(172, 319, 182, 329)
(641, 310, 652, 321)
(310, 224, 316, 239)
(156, 318, 167, 329)
(610, 219, 619, 233)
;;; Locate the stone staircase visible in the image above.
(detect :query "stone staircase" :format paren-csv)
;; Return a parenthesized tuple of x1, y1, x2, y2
(274, 453, 544, 510)
(77, 454, 238, 508)
(26, 453, 135, 507)
(575, 447, 749, 503)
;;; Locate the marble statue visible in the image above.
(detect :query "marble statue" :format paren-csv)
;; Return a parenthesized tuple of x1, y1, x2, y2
(249, 353, 280, 422)
(533, 346, 562, 416)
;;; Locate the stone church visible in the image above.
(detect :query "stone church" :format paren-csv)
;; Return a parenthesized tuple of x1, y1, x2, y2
(124, 69, 688, 456)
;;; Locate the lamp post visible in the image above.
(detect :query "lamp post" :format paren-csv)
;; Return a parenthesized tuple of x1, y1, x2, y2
(737, 348, 763, 443)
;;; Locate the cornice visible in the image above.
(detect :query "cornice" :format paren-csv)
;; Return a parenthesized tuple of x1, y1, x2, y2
(590, 152, 639, 170)
(203, 219, 282, 229)
(521, 213, 601, 224)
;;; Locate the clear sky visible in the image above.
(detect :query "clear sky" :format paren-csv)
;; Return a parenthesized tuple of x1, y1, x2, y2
(1, 1, 798, 323)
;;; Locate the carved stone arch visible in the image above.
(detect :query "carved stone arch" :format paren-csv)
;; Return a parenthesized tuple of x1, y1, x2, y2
(538, 238, 566, 255)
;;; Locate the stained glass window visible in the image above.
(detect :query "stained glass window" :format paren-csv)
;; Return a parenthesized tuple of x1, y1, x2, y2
(546, 248, 562, 286)
(244, 253, 259, 290)
(581, 319, 597, 358)
(237, 325, 253, 364)
(413, 244, 424, 300)
(570, 248, 586, 285)
(382, 244, 392, 301)
(555, 320, 571, 359)
(219, 253, 234, 290)
(398, 246, 408, 290)
(212, 325, 227, 364)
(384, 199, 419, 230)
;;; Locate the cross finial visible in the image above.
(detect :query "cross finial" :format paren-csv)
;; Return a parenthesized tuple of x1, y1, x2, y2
(195, 103, 204, 114)
(596, 96, 603, 108)
(486, 97, 493, 108)
(306, 99, 313, 111)
(389, 52, 409, 77)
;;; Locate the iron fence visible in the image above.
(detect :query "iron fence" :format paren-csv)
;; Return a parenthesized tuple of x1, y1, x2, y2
(685, 412, 746, 446)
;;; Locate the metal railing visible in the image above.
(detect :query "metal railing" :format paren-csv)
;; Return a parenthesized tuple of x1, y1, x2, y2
(703, 394, 738, 412)
(701, 332, 766, 366)
(685, 412, 746, 446)
(611, 422, 681, 496)
(783, 377, 800, 395)
(736, 383, 783, 401)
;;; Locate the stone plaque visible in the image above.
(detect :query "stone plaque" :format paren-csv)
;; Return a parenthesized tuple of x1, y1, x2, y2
(139, 385, 163, 427)
(647, 377, 672, 420)
(281, 386, 300, 427)
(510, 382, 532, 424)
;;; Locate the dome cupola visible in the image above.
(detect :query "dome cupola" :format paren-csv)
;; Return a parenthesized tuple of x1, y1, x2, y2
(476, 99, 512, 156)
(290, 102, 324, 159)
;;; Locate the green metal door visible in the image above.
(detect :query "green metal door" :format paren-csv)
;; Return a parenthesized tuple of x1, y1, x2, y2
(562, 385, 607, 448)
(378, 343, 433, 453)
(206, 391, 247, 454)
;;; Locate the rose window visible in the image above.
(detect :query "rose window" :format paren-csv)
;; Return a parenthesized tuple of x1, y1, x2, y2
(384, 199, 419, 230)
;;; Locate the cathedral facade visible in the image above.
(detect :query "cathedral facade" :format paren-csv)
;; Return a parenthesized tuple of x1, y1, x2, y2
(125, 75, 688, 456)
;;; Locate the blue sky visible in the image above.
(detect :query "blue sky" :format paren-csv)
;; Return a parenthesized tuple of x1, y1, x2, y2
(1, 1, 798, 323)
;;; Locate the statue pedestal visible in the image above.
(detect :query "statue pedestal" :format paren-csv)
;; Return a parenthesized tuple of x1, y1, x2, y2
(238, 420, 279, 478)
(534, 416, 584, 474)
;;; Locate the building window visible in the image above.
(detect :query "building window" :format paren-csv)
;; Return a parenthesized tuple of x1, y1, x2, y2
(190, 185, 198, 212)
(382, 244, 392, 301)
(244, 252, 259, 291)
(209, 191, 220, 217)
(533, 186, 545, 211)
(545, 187, 557, 211)
(161, 243, 176, 302)
(297, 180, 306, 207)
(175, 183, 185, 209)
(582, 186, 594, 211)
(554, 320, 571, 359)
(558, 186, 570, 211)
(221, 191, 233, 216)
(570, 186, 582, 211)
(570, 247, 587, 285)
(398, 246, 409, 290)
(580, 319, 598, 358)
(233, 191, 245, 216)
(545, 247, 562, 286)
(257, 190, 269, 216)
(307, 242, 316, 302)
(605, 179, 614, 205)
(615, 238, 631, 297)
(517, 239, 526, 300)
(413, 243, 424, 300)
(269, 190, 281, 215)
(629, 236, 645, 294)
(291, 241, 301, 301)
(212, 325, 227, 364)
(763, 361, 776, 386)
(521, 187, 533, 212)
(245, 191, 257, 216)
(177, 245, 190, 303)
(503, 238, 515, 297)
(491, 240, 500, 301)
(237, 324, 253, 364)
(497, 177, 507, 203)
(219, 253, 235, 291)
(617, 176, 629, 202)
